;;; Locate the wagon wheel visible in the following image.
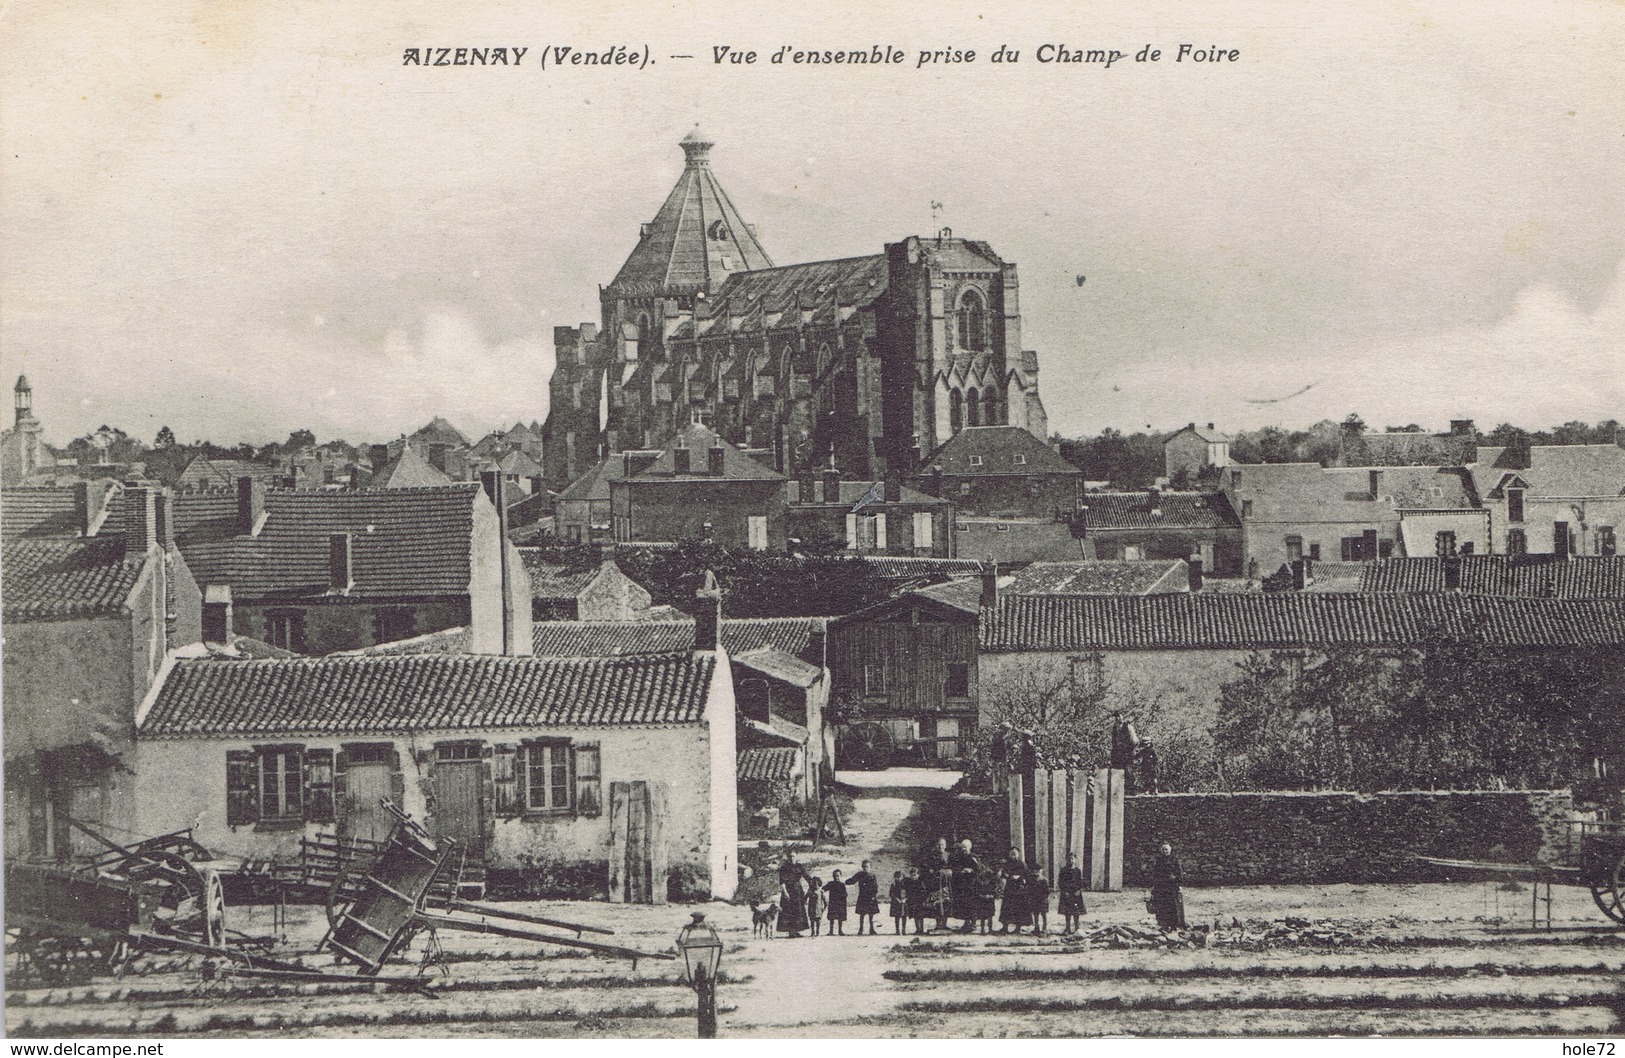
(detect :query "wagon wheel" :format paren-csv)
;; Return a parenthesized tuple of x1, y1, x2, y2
(198, 869, 228, 949)
(842, 723, 893, 770)
(117, 850, 217, 941)
(1589, 850, 1625, 925)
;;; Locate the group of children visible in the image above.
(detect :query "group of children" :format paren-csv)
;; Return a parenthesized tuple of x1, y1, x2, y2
(798, 854, 1090, 937)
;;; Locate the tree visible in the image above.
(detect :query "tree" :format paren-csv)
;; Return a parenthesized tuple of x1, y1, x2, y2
(154, 425, 177, 449)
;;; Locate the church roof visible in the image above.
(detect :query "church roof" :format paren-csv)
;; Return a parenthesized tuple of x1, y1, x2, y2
(607, 130, 774, 297)
(706, 255, 888, 315)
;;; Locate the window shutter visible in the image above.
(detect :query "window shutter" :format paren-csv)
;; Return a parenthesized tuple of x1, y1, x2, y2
(480, 744, 498, 850)
(914, 511, 934, 551)
(333, 748, 350, 830)
(875, 512, 887, 550)
(27, 779, 49, 856)
(389, 748, 406, 811)
(226, 749, 259, 827)
(493, 744, 519, 817)
(845, 513, 858, 548)
(573, 742, 602, 818)
(305, 748, 335, 824)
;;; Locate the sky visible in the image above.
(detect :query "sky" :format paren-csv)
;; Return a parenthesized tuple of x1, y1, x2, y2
(2, 0, 1622, 448)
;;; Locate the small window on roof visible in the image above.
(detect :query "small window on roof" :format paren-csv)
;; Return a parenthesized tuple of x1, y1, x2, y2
(969, 455, 984, 466)
(1014, 454, 1027, 465)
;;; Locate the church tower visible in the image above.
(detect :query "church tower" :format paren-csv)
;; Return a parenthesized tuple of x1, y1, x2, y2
(1, 374, 47, 484)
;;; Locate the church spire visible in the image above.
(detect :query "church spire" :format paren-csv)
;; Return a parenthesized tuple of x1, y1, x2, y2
(605, 129, 773, 298)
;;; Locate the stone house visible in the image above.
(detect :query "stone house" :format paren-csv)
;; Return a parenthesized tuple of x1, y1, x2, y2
(976, 592, 1625, 760)
(3, 484, 202, 863)
(1163, 423, 1232, 483)
(609, 422, 789, 549)
(1469, 444, 1625, 558)
(520, 554, 653, 621)
(914, 425, 1084, 563)
(785, 466, 954, 556)
(171, 477, 531, 655)
(1075, 490, 1242, 575)
(132, 646, 738, 902)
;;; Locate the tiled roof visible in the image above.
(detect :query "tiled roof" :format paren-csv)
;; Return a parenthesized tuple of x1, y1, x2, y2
(341, 626, 473, 655)
(1226, 464, 1476, 521)
(789, 479, 948, 509)
(177, 458, 289, 490)
(708, 255, 887, 313)
(557, 453, 643, 503)
(408, 417, 472, 448)
(1167, 423, 1231, 444)
(981, 593, 1625, 651)
(738, 746, 799, 782)
(1360, 556, 1625, 598)
(139, 651, 718, 737)
(532, 617, 823, 659)
(631, 424, 784, 482)
(1004, 560, 1189, 596)
(860, 557, 985, 580)
(369, 445, 454, 488)
(173, 485, 480, 599)
(1078, 492, 1238, 531)
(519, 554, 604, 601)
(918, 426, 1081, 478)
(2, 537, 148, 619)
(1471, 445, 1625, 500)
(733, 646, 822, 689)
(910, 578, 986, 614)
(2, 486, 87, 539)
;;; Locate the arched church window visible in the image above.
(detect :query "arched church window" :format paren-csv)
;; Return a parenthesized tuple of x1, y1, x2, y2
(966, 387, 981, 427)
(957, 289, 987, 352)
(949, 389, 963, 434)
(984, 389, 998, 427)
(636, 313, 657, 362)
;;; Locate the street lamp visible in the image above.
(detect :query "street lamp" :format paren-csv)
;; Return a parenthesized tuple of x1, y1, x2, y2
(675, 911, 723, 1038)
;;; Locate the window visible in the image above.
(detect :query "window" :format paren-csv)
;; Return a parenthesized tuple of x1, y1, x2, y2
(969, 455, 984, 466)
(1241, 500, 1254, 519)
(1554, 521, 1572, 555)
(1435, 530, 1457, 558)
(738, 678, 772, 723)
(1507, 528, 1527, 555)
(945, 662, 970, 699)
(372, 608, 416, 644)
(1069, 654, 1106, 711)
(959, 482, 971, 495)
(747, 515, 768, 551)
(1507, 488, 1525, 523)
(259, 747, 302, 820)
(1279, 652, 1306, 691)
(949, 390, 963, 434)
(1601, 526, 1617, 557)
(956, 522, 970, 533)
(573, 744, 602, 818)
(863, 660, 886, 697)
(957, 290, 987, 352)
(1285, 535, 1303, 563)
(913, 511, 935, 551)
(1309, 543, 1321, 561)
(1378, 539, 1394, 559)
(436, 742, 481, 763)
(524, 740, 571, 813)
(966, 388, 981, 427)
(265, 610, 307, 653)
(995, 523, 1011, 532)
(1014, 454, 1027, 465)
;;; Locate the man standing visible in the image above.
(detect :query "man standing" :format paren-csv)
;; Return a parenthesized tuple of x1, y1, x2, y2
(1149, 842, 1187, 930)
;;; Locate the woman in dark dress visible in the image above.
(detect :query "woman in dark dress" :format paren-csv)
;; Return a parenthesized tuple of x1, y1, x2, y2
(777, 850, 813, 937)
(997, 848, 1032, 933)
(1149, 842, 1187, 931)
(921, 838, 954, 931)
(949, 839, 984, 932)
(1058, 852, 1087, 934)
(903, 867, 929, 934)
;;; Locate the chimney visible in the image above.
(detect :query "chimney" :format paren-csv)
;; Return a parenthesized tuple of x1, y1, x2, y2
(806, 624, 827, 667)
(674, 446, 691, 475)
(707, 445, 726, 477)
(74, 480, 109, 536)
(924, 465, 944, 498)
(884, 472, 901, 504)
(1206, 423, 1215, 431)
(329, 532, 353, 591)
(155, 490, 175, 550)
(693, 570, 723, 652)
(202, 584, 234, 643)
(124, 487, 157, 553)
(1290, 559, 1309, 592)
(980, 561, 999, 609)
(236, 476, 266, 536)
(480, 469, 520, 654)
(1443, 555, 1462, 591)
(822, 465, 841, 504)
(1187, 554, 1204, 592)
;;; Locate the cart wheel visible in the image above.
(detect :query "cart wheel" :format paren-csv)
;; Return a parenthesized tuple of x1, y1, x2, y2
(201, 870, 228, 949)
(1590, 850, 1625, 925)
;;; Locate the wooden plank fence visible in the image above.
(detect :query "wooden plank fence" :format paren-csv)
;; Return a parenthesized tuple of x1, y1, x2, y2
(1007, 767, 1125, 891)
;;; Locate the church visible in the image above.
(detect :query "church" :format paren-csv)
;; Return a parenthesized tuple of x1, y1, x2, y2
(541, 129, 1050, 492)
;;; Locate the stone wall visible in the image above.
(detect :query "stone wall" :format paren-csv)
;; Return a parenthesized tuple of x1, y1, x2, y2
(1123, 789, 1581, 887)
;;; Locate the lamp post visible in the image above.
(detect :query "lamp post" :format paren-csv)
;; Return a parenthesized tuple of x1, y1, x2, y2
(675, 911, 723, 1038)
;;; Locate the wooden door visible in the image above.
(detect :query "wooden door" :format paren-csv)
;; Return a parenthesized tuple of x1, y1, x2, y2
(433, 746, 485, 859)
(341, 754, 394, 842)
(609, 781, 667, 904)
